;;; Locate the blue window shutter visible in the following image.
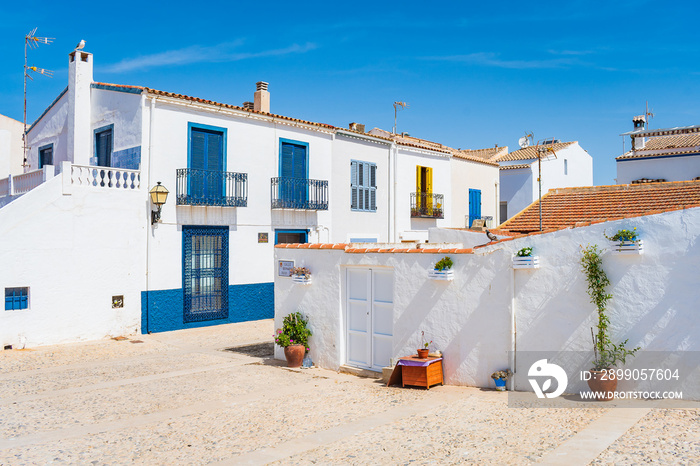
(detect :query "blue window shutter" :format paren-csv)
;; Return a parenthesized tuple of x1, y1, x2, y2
(358, 163, 365, 210)
(281, 143, 294, 178)
(206, 132, 223, 172)
(370, 163, 377, 211)
(190, 130, 206, 169)
(292, 144, 306, 179)
(351, 161, 358, 209)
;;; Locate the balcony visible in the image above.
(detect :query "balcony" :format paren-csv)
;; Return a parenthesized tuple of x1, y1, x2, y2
(410, 192, 444, 219)
(271, 177, 328, 210)
(176, 168, 247, 207)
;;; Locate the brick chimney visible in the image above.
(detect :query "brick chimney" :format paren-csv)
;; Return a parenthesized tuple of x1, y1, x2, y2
(242, 101, 254, 111)
(68, 50, 93, 165)
(254, 81, 270, 113)
(349, 122, 365, 133)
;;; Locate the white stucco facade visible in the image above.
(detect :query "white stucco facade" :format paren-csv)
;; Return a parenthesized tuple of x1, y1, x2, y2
(617, 154, 700, 184)
(450, 156, 500, 227)
(0, 113, 25, 176)
(274, 207, 700, 397)
(499, 142, 593, 222)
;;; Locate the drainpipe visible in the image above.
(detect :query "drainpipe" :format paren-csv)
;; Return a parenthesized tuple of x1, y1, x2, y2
(391, 142, 398, 242)
(509, 265, 517, 391)
(144, 95, 156, 334)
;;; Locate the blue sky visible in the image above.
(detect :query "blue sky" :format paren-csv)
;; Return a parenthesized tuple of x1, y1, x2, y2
(2, 1, 699, 185)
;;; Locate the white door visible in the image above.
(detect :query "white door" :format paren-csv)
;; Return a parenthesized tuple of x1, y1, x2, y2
(346, 268, 393, 371)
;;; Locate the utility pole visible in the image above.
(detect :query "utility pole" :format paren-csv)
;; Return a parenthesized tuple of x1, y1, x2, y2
(393, 101, 408, 135)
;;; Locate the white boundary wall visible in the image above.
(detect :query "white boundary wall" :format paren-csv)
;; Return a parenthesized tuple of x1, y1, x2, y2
(274, 207, 700, 392)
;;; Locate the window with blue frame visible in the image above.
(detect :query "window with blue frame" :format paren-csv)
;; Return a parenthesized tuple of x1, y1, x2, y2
(94, 125, 113, 167)
(351, 160, 376, 211)
(279, 140, 308, 206)
(275, 230, 308, 245)
(183, 226, 229, 323)
(5, 287, 29, 311)
(189, 125, 225, 202)
(38, 144, 53, 169)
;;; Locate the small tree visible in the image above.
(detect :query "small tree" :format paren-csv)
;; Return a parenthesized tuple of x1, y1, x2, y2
(580, 244, 639, 370)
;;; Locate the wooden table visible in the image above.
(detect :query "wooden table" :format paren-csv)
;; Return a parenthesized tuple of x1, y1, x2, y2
(387, 356, 443, 389)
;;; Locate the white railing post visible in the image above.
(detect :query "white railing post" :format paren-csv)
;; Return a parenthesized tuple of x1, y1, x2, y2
(62, 161, 73, 195)
(8, 174, 13, 196)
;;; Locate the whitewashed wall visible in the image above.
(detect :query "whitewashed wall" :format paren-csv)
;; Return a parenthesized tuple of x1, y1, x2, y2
(0, 171, 145, 348)
(275, 207, 700, 392)
(396, 148, 452, 242)
(331, 133, 391, 243)
(617, 154, 700, 184)
(499, 167, 533, 221)
(450, 157, 499, 227)
(26, 93, 69, 173)
(0, 114, 25, 176)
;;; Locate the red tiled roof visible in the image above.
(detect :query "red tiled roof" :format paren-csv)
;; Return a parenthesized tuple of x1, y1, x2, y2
(494, 142, 576, 162)
(617, 133, 700, 160)
(499, 180, 700, 234)
(499, 163, 531, 170)
(273, 243, 474, 254)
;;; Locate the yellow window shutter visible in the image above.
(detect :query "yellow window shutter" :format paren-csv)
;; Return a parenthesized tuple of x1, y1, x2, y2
(426, 167, 433, 195)
(416, 166, 422, 192)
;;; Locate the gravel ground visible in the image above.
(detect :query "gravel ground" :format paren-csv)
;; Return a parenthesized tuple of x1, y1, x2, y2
(0, 319, 697, 465)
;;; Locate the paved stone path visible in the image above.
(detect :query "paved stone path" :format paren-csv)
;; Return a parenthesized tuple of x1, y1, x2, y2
(0, 320, 698, 465)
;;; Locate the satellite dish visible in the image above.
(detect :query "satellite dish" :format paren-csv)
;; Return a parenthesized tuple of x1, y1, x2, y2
(519, 132, 533, 149)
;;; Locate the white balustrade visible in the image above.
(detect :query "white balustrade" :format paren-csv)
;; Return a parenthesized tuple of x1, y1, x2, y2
(0, 176, 8, 197)
(12, 169, 45, 195)
(70, 164, 141, 190)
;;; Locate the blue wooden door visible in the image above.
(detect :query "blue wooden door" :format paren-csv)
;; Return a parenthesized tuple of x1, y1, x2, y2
(190, 128, 224, 202)
(280, 141, 307, 206)
(469, 188, 482, 227)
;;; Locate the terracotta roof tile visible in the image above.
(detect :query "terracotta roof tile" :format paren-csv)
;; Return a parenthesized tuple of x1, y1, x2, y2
(494, 142, 576, 162)
(499, 163, 531, 170)
(500, 180, 700, 234)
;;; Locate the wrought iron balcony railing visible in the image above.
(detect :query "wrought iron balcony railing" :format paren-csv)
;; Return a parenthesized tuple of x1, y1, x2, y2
(176, 168, 247, 207)
(271, 177, 328, 210)
(410, 192, 444, 219)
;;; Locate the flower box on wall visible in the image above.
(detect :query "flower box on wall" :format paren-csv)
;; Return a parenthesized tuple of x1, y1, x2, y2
(610, 240, 644, 255)
(292, 274, 312, 285)
(512, 256, 540, 269)
(428, 269, 454, 281)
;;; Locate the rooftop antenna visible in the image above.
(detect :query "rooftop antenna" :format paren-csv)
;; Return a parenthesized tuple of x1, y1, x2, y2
(393, 101, 408, 135)
(535, 138, 558, 232)
(645, 101, 654, 130)
(23, 27, 54, 171)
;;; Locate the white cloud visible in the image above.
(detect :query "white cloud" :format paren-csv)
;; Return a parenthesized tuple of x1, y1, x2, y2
(103, 41, 317, 73)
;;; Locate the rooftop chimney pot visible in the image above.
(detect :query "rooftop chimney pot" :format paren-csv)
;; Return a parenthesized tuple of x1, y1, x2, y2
(254, 81, 270, 113)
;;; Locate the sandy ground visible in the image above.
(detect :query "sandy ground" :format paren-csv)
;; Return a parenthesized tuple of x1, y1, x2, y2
(0, 319, 697, 465)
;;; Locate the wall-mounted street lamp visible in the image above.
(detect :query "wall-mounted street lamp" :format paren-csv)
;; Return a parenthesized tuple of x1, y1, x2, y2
(149, 182, 169, 225)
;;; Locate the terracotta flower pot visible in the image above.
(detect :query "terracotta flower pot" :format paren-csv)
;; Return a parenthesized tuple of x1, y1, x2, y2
(417, 348, 429, 359)
(587, 369, 618, 401)
(284, 344, 306, 368)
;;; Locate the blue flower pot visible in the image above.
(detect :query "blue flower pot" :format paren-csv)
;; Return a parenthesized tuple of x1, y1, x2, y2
(494, 378, 507, 391)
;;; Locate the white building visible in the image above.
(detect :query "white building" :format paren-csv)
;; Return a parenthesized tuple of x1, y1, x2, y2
(0, 113, 25, 176)
(495, 141, 592, 222)
(617, 116, 700, 184)
(1, 46, 497, 347)
(273, 183, 700, 396)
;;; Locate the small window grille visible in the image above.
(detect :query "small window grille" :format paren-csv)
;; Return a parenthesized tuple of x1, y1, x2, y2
(5, 287, 29, 311)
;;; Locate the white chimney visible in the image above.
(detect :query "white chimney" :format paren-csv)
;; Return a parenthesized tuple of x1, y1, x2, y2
(254, 81, 270, 113)
(631, 115, 646, 150)
(67, 50, 93, 165)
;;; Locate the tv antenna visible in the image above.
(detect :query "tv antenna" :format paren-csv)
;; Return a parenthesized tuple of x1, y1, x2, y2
(23, 27, 54, 170)
(645, 101, 654, 130)
(534, 138, 558, 232)
(518, 132, 533, 149)
(393, 101, 409, 135)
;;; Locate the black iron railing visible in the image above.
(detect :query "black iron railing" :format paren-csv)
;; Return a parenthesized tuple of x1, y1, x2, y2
(410, 192, 444, 218)
(271, 177, 328, 210)
(176, 168, 247, 207)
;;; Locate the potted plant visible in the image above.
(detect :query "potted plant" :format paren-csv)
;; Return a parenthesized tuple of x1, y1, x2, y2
(417, 331, 432, 358)
(604, 227, 643, 254)
(275, 311, 312, 367)
(290, 266, 312, 284)
(580, 245, 639, 400)
(429, 256, 454, 280)
(513, 246, 539, 269)
(491, 369, 512, 391)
